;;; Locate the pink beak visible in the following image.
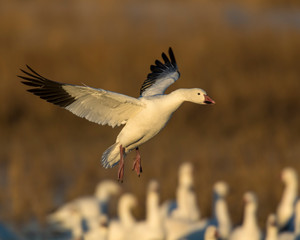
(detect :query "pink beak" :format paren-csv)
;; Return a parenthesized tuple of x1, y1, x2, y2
(204, 95, 215, 104)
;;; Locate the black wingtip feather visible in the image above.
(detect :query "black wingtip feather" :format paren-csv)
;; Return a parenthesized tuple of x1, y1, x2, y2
(161, 52, 170, 64)
(168, 47, 176, 66)
(19, 65, 76, 108)
(140, 47, 179, 96)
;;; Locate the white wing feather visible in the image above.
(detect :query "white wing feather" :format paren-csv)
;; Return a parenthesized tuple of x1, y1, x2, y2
(63, 85, 145, 127)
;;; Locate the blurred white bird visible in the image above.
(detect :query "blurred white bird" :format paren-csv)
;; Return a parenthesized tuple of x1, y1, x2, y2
(278, 199, 300, 240)
(47, 207, 84, 240)
(171, 162, 201, 222)
(276, 167, 298, 231)
(131, 180, 166, 240)
(204, 225, 219, 240)
(84, 216, 108, 240)
(48, 180, 120, 231)
(229, 192, 261, 240)
(210, 181, 232, 239)
(265, 214, 278, 240)
(163, 163, 207, 240)
(19, 48, 215, 181)
(108, 193, 137, 240)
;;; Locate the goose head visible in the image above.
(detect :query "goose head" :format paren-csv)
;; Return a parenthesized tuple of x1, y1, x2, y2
(147, 179, 160, 211)
(281, 167, 298, 186)
(95, 180, 121, 200)
(178, 162, 194, 188)
(118, 193, 137, 226)
(181, 88, 215, 105)
(213, 181, 229, 198)
(266, 213, 278, 239)
(244, 191, 258, 214)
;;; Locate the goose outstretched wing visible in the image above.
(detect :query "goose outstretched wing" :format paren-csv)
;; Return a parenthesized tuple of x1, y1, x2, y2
(19, 65, 145, 127)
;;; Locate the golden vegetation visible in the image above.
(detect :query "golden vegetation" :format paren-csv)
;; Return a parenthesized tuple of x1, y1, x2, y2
(1, 0, 300, 229)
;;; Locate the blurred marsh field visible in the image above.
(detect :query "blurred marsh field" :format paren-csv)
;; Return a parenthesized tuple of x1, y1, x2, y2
(1, 0, 300, 230)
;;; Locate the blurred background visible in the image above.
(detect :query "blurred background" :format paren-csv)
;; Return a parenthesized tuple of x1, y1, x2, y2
(1, 0, 300, 234)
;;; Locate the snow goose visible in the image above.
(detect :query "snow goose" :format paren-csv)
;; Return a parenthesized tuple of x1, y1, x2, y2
(265, 214, 278, 240)
(19, 48, 215, 181)
(48, 180, 120, 230)
(177, 181, 230, 240)
(229, 192, 261, 240)
(131, 180, 166, 240)
(164, 163, 207, 239)
(210, 181, 232, 239)
(48, 207, 84, 240)
(83, 215, 108, 240)
(171, 162, 201, 222)
(278, 199, 300, 240)
(204, 226, 219, 240)
(107, 193, 137, 240)
(276, 167, 298, 231)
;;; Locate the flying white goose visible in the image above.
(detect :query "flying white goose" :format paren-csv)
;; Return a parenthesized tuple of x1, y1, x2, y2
(229, 192, 261, 240)
(276, 167, 298, 231)
(19, 48, 215, 181)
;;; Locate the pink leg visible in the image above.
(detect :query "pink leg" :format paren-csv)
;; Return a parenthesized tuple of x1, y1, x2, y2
(132, 147, 142, 176)
(118, 145, 125, 182)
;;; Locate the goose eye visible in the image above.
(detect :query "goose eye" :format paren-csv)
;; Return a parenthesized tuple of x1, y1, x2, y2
(197, 93, 201, 95)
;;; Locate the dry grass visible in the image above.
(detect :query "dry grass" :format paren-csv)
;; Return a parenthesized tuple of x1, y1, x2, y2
(0, 0, 300, 231)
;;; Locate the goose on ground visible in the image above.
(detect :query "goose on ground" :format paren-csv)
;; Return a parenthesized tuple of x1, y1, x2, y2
(47, 207, 84, 240)
(204, 225, 219, 240)
(48, 180, 120, 231)
(164, 163, 206, 240)
(229, 192, 262, 240)
(265, 214, 278, 240)
(171, 162, 201, 222)
(131, 180, 166, 240)
(19, 48, 215, 181)
(83, 216, 108, 240)
(107, 193, 137, 240)
(278, 199, 300, 240)
(209, 181, 232, 239)
(276, 167, 298, 231)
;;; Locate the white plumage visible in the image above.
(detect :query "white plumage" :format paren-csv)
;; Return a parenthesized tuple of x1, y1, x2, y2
(47, 180, 120, 231)
(19, 48, 215, 181)
(171, 162, 201, 222)
(19, 165, 300, 239)
(130, 180, 166, 240)
(276, 167, 298, 231)
(229, 192, 261, 240)
(204, 226, 218, 240)
(265, 214, 278, 240)
(278, 199, 300, 240)
(107, 193, 137, 240)
(211, 181, 232, 239)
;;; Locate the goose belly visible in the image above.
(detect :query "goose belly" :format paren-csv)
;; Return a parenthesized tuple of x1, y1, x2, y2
(117, 108, 172, 150)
